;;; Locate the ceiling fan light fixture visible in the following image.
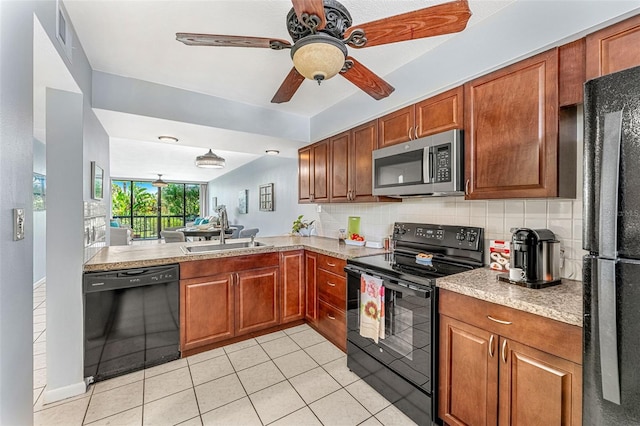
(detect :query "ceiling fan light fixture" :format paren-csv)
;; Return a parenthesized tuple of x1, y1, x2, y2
(151, 174, 169, 188)
(291, 34, 347, 83)
(195, 149, 226, 169)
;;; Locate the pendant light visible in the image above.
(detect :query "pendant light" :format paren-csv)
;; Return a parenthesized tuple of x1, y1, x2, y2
(195, 149, 226, 169)
(151, 174, 168, 188)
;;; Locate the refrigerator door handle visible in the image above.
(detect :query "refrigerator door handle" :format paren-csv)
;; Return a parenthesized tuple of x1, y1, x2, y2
(598, 110, 623, 259)
(598, 258, 621, 405)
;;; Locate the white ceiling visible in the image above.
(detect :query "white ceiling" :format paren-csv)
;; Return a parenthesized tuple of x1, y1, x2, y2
(57, 0, 640, 182)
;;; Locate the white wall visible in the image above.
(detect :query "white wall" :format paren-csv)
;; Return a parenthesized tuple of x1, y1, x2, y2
(208, 156, 315, 237)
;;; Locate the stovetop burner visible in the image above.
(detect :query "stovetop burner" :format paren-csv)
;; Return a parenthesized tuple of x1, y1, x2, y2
(347, 222, 485, 286)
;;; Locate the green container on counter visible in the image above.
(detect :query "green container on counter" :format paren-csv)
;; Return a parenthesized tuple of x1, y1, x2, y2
(347, 216, 361, 237)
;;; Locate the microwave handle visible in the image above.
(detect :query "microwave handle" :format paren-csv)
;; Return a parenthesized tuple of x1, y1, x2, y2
(423, 147, 432, 184)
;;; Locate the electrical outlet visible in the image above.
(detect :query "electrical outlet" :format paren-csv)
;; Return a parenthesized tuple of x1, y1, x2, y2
(316, 204, 322, 213)
(13, 208, 25, 240)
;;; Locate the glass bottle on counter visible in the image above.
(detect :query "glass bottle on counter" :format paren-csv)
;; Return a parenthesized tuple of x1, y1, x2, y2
(338, 229, 347, 244)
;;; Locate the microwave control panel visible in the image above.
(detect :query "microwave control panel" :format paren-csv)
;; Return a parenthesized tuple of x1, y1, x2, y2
(432, 143, 452, 183)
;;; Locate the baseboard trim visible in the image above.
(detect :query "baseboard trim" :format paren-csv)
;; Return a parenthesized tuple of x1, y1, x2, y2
(42, 380, 87, 404)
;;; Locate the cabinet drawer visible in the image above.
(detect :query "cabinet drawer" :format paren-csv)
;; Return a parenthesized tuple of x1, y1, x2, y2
(317, 269, 346, 309)
(439, 289, 582, 364)
(317, 253, 346, 275)
(317, 300, 346, 351)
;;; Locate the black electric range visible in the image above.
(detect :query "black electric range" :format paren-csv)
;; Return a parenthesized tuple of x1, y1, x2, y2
(345, 222, 484, 426)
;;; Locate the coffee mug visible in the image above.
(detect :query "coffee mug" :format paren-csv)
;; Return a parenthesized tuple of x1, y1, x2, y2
(509, 267, 526, 282)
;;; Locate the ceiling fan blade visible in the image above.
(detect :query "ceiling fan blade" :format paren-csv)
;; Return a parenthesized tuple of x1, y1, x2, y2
(176, 33, 291, 50)
(341, 57, 395, 100)
(271, 68, 306, 103)
(344, 0, 471, 49)
(291, 0, 327, 30)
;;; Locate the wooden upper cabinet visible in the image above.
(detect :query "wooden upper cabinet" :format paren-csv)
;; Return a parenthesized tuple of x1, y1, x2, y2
(329, 120, 379, 203)
(586, 14, 640, 80)
(280, 250, 305, 323)
(464, 49, 559, 199)
(298, 146, 312, 203)
(558, 38, 586, 107)
(329, 131, 350, 202)
(298, 140, 329, 203)
(378, 106, 414, 148)
(415, 86, 464, 138)
(378, 87, 464, 148)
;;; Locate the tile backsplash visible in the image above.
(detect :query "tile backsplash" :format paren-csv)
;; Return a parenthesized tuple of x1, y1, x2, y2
(313, 197, 585, 281)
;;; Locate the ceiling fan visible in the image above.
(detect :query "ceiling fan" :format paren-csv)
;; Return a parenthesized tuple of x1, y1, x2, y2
(176, 0, 472, 104)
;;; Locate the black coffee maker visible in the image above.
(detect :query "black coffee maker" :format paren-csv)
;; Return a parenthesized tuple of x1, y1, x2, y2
(506, 228, 561, 288)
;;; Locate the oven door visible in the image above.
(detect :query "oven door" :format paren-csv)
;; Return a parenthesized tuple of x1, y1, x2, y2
(346, 267, 434, 394)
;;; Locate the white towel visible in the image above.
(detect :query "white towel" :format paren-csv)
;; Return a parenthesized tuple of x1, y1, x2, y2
(359, 274, 385, 343)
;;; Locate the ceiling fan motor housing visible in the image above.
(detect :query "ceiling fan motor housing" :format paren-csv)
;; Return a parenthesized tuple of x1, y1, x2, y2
(286, 0, 352, 41)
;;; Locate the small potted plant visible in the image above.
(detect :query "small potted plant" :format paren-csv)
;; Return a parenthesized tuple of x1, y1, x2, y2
(291, 215, 315, 236)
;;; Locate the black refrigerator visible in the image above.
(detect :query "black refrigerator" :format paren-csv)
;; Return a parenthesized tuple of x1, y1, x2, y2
(583, 65, 640, 424)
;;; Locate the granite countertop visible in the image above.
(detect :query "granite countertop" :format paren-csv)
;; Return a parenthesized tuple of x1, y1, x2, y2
(84, 236, 386, 272)
(437, 268, 583, 327)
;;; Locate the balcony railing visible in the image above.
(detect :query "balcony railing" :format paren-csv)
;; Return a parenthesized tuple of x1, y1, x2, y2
(114, 215, 194, 239)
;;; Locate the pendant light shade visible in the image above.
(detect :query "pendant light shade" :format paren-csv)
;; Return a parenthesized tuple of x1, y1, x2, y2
(195, 149, 226, 169)
(151, 174, 168, 188)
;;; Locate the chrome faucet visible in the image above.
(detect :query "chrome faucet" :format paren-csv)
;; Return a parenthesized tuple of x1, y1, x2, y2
(216, 205, 229, 244)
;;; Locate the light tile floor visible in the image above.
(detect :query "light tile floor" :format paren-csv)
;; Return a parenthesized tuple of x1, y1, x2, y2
(32, 282, 418, 426)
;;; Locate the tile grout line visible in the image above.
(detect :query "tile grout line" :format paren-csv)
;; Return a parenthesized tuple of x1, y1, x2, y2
(185, 354, 204, 424)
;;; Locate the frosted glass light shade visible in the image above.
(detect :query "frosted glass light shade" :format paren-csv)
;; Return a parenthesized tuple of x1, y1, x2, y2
(152, 174, 168, 187)
(195, 149, 226, 168)
(291, 34, 347, 82)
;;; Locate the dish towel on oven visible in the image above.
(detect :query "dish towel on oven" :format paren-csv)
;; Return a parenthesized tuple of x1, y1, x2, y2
(359, 273, 385, 343)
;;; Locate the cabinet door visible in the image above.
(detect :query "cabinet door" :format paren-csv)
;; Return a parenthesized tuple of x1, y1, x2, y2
(415, 86, 463, 138)
(280, 251, 305, 323)
(464, 49, 559, 199)
(312, 140, 329, 202)
(180, 274, 234, 352)
(586, 14, 640, 80)
(498, 338, 582, 426)
(305, 251, 318, 323)
(298, 146, 312, 203)
(378, 105, 414, 148)
(439, 315, 499, 426)
(350, 120, 378, 202)
(330, 131, 350, 202)
(235, 266, 279, 335)
(317, 300, 346, 352)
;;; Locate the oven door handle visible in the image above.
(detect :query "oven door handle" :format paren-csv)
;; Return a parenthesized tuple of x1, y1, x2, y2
(345, 266, 431, 298)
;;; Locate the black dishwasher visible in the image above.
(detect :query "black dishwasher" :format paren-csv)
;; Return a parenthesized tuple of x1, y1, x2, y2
(84, 264, 180, 382)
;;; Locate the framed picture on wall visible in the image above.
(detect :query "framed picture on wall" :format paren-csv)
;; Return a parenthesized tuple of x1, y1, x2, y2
(91, 161, 104, 200)
(259, 183, 274, 211)
(238, 189, 248, 214)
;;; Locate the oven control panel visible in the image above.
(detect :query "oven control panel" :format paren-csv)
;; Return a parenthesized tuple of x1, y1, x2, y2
(393, 222, 483, 251)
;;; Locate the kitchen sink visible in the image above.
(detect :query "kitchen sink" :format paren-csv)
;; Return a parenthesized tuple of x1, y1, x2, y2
(181, 241, 271, 254)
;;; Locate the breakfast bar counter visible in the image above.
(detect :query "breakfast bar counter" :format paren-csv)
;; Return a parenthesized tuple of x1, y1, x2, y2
(84, 235, 386, 272)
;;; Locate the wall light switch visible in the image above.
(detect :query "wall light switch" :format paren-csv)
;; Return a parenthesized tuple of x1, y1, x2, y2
(316, 205, 322, 213)
(13, 208, 25, 240)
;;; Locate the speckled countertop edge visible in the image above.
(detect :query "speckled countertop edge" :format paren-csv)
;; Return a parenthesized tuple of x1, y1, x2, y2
(436, 268, 583, 327)
(83, 236, 386, 272)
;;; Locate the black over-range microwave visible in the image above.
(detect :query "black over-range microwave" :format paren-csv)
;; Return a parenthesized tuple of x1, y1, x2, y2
(372, 129, 464, 197)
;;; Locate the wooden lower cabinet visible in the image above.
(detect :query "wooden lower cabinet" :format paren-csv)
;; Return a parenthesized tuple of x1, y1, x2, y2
(235, 266, 279, 335)
(439, 290, 582, 426)
(180, 273, 234, 352)
(280, 250, 305, 323)
(314, 253, 347, 351)
(305, 251, 318, 324)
